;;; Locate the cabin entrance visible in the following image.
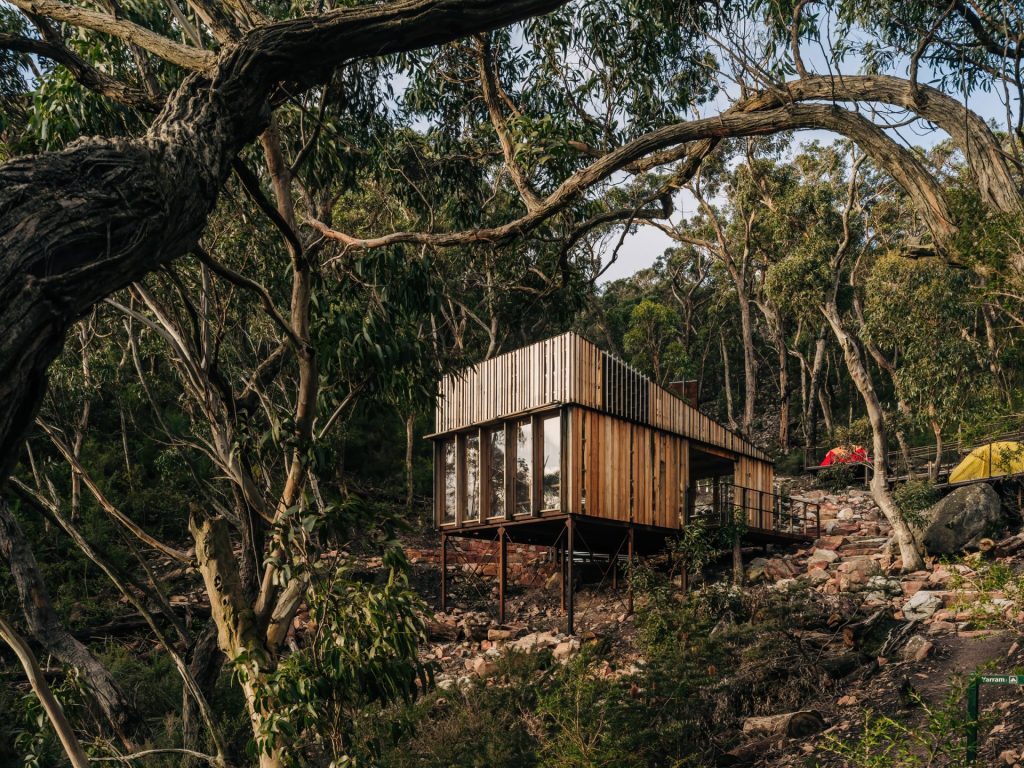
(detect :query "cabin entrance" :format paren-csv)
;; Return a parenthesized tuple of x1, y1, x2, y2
(687, 445, 736, 525)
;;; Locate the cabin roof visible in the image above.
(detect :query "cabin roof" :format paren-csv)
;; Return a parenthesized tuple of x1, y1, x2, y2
(433, 332, 770, 463)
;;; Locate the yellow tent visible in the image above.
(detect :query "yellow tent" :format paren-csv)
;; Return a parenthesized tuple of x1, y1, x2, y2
(949, 441, 1024, 484)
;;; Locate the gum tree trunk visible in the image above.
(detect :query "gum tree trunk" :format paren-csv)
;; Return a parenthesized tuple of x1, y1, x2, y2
(0, 0, 569, 482)
(822, 303, 925, 572)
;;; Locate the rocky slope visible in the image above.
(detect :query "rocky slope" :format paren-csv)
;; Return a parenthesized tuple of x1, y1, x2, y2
(409, 483, 1024, 766)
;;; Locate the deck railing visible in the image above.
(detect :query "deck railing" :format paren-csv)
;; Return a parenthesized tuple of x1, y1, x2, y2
(690, 483, 820, 541)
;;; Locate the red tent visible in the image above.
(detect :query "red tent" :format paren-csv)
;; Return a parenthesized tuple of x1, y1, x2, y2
(820, 445, 869, 466)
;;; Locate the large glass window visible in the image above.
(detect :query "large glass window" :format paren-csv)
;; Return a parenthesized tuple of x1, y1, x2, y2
(442, 439, 456, 523)
(514, 420, 533, 515)
(465, 433, 481, 521)
(487, 426, 505, 518)
(541, 414, 561, 510)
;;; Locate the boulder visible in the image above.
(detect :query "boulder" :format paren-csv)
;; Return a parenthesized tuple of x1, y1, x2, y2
(903, 590, 943, 620)
(864, 575, 902, 600)
(470, 657, 499, 677)
(746, 557, 770, 584)
(918, 484, 1003, 554)
(803, 568, 831, 586)
(902, 635, 934, 662)
(807, 549, 839, 570)
(835, 556, 881, 585)
(553, 639, 580, 661)
(765, 557, 797, 581)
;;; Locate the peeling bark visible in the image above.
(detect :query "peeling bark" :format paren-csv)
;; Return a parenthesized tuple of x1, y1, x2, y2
(190, 512, 278, 767)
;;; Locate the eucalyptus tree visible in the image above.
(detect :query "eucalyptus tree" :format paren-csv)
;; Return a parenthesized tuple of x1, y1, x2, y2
(864, 253, 983, 481)
(0, 1, 733, 763)
(623, 298, 690, 386)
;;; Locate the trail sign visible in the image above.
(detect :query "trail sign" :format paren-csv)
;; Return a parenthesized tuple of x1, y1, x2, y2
(966, 673, 1024, 763)
(978, 675, 1024, 685)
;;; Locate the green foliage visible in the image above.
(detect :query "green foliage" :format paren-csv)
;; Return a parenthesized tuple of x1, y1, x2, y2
(948, 559, 1024, 631)
(864, 254, 983, 436)
(893, 481, 939, 528)
(818, 685, 978, 768)
(253, 497, 432, 766)
(622, 299, 690, 385)
(533, 650, 649, 768)
(669, 515, 717, 577)
(9, 669, 88, 768)
(816, 464, 855, 493)
(362, 651, 550, 768)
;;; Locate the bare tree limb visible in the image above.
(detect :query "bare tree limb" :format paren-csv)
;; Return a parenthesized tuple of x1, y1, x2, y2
(0, 613, 89, 768)
(8, 0, 217, 71)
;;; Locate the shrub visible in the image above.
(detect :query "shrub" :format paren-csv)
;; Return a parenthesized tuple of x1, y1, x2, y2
(893, 481, 939, 528)
(363, 650, 550, 768)
(816, 464, 855, 493)
(817, 684, 981, 768)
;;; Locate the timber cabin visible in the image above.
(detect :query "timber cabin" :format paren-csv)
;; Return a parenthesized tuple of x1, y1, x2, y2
(430, 332, 819, 631)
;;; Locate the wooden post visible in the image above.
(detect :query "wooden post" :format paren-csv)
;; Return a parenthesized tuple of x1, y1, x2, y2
(712, 479, 721, 525)
(498, 527, 507, 625)
(626, 523, 634, 615)
(732, 489, 744, 586)
(566, 517, 575, 635)
(558, 539, 566, 612)
(440, 533, 448, 612)
(611, 546, 618, 590)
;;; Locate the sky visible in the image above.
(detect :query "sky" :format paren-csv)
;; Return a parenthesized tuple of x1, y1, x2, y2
(598, 51, 1017, 284)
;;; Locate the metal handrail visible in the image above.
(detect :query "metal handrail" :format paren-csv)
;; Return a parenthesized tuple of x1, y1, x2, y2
(690, 482, 820, 540)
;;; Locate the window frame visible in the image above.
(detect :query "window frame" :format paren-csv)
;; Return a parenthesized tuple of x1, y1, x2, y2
(436, 407, 564, 526)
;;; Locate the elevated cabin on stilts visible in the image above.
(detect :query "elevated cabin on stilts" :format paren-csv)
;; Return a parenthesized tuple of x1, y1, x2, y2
(429, 332, 819, 632)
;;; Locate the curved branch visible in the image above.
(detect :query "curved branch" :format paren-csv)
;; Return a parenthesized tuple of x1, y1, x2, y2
(9, 0, 217, 71)
(476, 34, 543, 211)
(0, 32, 160, 109)
(752, 74, 1021, 214)
(0, 614, 89, 768)
(791, 0, 810, 79)
(311, 102, 956, 250)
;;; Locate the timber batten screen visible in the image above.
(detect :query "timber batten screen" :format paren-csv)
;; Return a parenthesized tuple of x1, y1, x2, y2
(432, 332, 786, 539)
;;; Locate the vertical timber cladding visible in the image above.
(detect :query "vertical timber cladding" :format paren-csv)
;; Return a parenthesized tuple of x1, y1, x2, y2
(570, 406, 689, 528)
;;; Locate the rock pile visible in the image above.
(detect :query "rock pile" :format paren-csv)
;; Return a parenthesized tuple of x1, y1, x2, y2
(740, 485, 1023, 635)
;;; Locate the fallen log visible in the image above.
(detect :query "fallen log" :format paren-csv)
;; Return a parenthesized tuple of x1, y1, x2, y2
(742, 710, 826, 739)
(994, 533, 1024, 558)
(426, 620, 460, 642)
(817, 650, 864, 679)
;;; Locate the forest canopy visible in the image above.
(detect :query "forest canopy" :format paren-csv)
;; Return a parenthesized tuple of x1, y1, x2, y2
(0, 0, 1023, 765)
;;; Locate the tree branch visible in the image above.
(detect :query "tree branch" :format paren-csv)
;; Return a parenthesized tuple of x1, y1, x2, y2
(0, 614, 89, 768)
(311, 102, 956, 251)
(8, 0, 217, 71)
(476, 34, 543, 211)
(193, 247, 302, 350)
(0, 31, 160, 109)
